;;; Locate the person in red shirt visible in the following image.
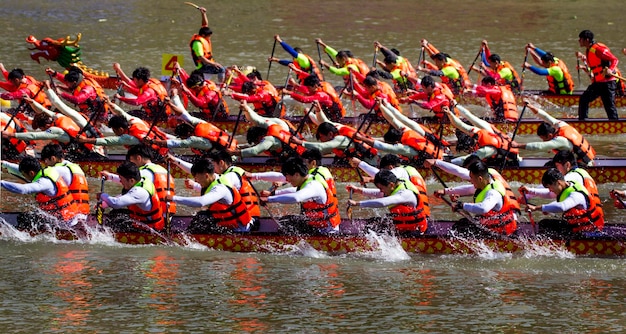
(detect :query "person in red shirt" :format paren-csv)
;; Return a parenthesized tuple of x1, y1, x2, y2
(226, 80, 283, 117)
(576, 30, 619, 120)
(471, 76, 519, 122)
(399, 75, 453, 120)
(282, 75, 345, 121)
(113, 64, 169, 120)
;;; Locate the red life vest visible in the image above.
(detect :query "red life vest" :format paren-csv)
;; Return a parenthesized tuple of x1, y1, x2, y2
(139, 78, 170, 117)
(401, 165, 430, 216)
(59, 161, 90, 215)
(140, 163, 176, 218)
(484, 85, 518, 122)
(494, 61, 521, 92)
(569, 168, 602, 207)
(332, 125, 378, 160)
(388, 180, 428, 233)
(127, 118, 169, 157)
(1, 114, 29, 154)
(33, 167, 79, 222)
(487, 168, 520, 213)
(196, 84, 230, 117)
(320, 81, 345, 119)
(189, 34, 213, 66)
(293, 53, 324, 82)
(224, 166, 261, 219)
(586, 42, 615, 82)
(547, 59, 575, 94)
(128, 179, 165, 231)
(558, 182, 604, 232)
(309, 166, 338, 214)
(473, 181, 517, 236)
(202, 177, 252, 230)
(555, 125, 595, 164)
(298, 177, 341, 229)
(400, 129, 443, 160)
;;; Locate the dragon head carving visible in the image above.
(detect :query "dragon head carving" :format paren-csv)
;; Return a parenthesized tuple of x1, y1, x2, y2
(26, 33, 82, 68)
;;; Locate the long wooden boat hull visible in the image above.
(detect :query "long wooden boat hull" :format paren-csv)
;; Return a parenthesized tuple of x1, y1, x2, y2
(1, 213, 625, 257)
(463, 89, 626, 109)
(28, 155, 626, 184)
(206, 115, 626, 138)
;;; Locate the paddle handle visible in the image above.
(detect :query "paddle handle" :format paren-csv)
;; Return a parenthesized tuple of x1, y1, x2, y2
(267, 39, 277, 81)
(184, 2, 201, 10)
(346, 189, 354, 221)
(498, 103, 527, 172)
(165, 160, 172, 235)
(96, 176, 106, 225)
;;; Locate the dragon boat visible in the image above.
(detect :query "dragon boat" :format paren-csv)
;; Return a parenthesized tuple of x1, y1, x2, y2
(1, 212, 625, 257)
(15, 154, 626, 184)
(209, 114, 626, 138)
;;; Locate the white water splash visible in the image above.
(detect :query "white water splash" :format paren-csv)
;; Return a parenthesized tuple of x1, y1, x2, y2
(360, 230, 411, 262)
(450, 232, 514, 260)
(518, 236, 575, 259)
(283, 240, 330, 258)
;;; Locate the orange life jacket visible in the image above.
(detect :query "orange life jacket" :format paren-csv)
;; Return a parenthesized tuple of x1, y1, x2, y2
(484, 85, 518, 122)
(128, 179, 165, 231)
(309, 166, 338, 214)
(320, 81, 345, 119)
(140, 78, 170, 117)
(189, 34, 213, 66)
(1, 114, 29, 154)
(202, 176, 252, 230)
(569, 168, 602, 207)
(401, 165, 430, 216)
(494, 61, 521, 92)
(547, 59, 575, 94)
(52, 115, 100, 154)
(294, 53, 324, 82)
(586, 42, 615, 82)
(441, 60, 471, 94)
(388, 180, 428, 233)
(196, 84, 230, 116)
(58, 161, 90, 215)
(332, 125, 378, 160)
(400, 129, 444, 160)
(140, 163, 176, 218)
(127, 118, 169, 157)
(487, 168, 521, 213)
(21, 81, 51, 109)
(298, 176, 341, 229)
(473, 181, 517, 236)
(558, 182, 604, 233)
(555, 125, 595, 164)
(266, 123, 306, 158)
(33, 167, 79, 222)
(193, 121, 237, 151)
(223, 166, 261, 219)
(252, 82, 283, 117)
(473, 128, 519, 161)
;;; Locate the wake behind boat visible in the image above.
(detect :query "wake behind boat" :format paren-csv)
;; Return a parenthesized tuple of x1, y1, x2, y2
(1, 212, 625, 257)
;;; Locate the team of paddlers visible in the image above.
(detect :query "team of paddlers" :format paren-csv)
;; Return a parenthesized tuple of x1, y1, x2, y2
(1, 13, 625, 239)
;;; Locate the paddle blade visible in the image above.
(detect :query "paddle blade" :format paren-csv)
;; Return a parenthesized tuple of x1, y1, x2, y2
(96, 205, 104, 225)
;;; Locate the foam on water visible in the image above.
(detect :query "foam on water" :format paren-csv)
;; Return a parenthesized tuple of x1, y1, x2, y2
(359, 230, 411, 262)
(283, 240, 330, 258)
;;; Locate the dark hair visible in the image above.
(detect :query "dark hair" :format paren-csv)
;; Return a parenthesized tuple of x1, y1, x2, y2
(379, 154, 401, 169)
(468, 160, 490, 179)
(541, 168, 564, 187)
(246, 69, 262, 81)
(390, 48, 400, 56)
(455, 129, 476, 153)
(374, 169, 397, 186)
(131, 67, 150, 82)
(540, 52, 555, 63)
(209, 150, 233, 165)
(537, 122, 556, 137)
(126, 144, 153, 161)
(174, 123, 195, 138)
(40, 143, 65, 160)
(64, 70, 82, 84)
(316, 122, 339, 138)
(383, 127, 403, 144)
(461, 154, 481, 169)
(32, 113, 53, 129)
(241, 81, 257, 95)
(488, 54, 501, 63)
(108, 115, 129, 130)
(199, 26, 212, 36)
(336, 50, 351, 60)
(190, 158, 215, 175)
(362, 76, 378, 87)
(579, 30, 594, 43)
(281, 157, 308, 176)
(431, 53, 447, 61)
(19, 156, 42, 174)
(383, 54, 398, 65)
(481, 76, 496, 85)
(421, 75, 435, 88)
(116, 161, 141, 181)
(303, 74, 321, 87)
(8, 69, 24, 81)
(552, 150, 577, 167)
(302, 148, 323, 164)
(186, 74, 204, 88)
(246, 126, 268, 145)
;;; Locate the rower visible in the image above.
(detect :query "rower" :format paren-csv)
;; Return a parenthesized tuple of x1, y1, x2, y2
(189, 5, 225, 82)
(173, 68, 230, 120)
(168, 158, 253, 234)
(352, 154, 431, 217)
(0, 111, 35, 159)
(259, 157, 341, 235)
(282, 74, 345, 121)
(434, 160, 518, 237)
(348, 74, 402, 120)
(100, 144, 176, 223)
(511, 99, 595, 167)
(0, 67, 52, 111)
(209, 150, 261, 231)
(445, 105, 519, 168)
(40, 143, 90, 215)
(526, 168, 604, 238)
(523, 43, 575, 95)
(225, 79, 283, 118)
(112, 64, 170, 121)
(419, 39, 472, 95)
(473, 40, 521, 93)
(316, 38, 370, 85)
(0, 156, 81, 231)
(227, 101, 304, 163)
(46, 66, 110, 122)
(468, 76, 519, 122)
(373, 41, 418, 92)
(99, 161, 164, 232)
(268, 34, 324, 83)
(289, 102, 378, 166)
(398, 75, 456, 120)
(347, 169, 428, 235)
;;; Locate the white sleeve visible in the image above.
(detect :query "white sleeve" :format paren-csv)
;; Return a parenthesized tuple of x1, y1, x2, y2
(541, 191, 587, 213)
(463, 189, 502, 214)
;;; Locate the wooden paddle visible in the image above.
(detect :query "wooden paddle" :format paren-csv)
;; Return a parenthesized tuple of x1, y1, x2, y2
(610, 72, 626, 82)
(184, 2, 201, 10)
(95, 176, 106, 225)
(466, 46, 484, 77)
(498, 103, 527, 172)
(521, 190, 536, 234)
(267, 39, 277, 81)
(250, 183, 282, 229)
(346, 188, 354, 221)
(165, 160, 172, 236)
(520, 48, 529, 92)
(372, 46, 378, 68)
(273, 68, 292, 116)
(227, 104, 245, 148)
